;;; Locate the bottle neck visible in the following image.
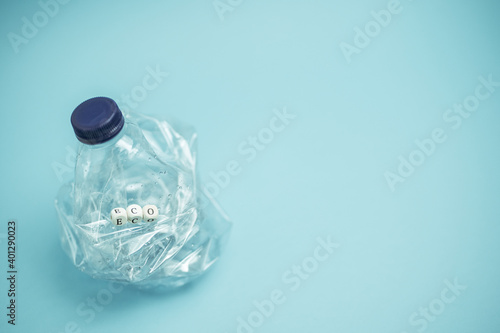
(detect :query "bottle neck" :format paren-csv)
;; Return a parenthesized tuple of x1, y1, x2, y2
(82, 121, 129, 150)
(76, 120, 151, 166)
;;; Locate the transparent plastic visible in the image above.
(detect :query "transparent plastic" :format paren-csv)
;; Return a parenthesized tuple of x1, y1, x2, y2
(55, 112, 231, 290)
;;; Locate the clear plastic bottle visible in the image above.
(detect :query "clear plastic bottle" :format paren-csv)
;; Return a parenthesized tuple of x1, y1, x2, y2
(55, 97, 231, 290)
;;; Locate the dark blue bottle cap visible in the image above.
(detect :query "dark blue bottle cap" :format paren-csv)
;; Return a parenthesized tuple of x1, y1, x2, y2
(71, 97, 125, 145)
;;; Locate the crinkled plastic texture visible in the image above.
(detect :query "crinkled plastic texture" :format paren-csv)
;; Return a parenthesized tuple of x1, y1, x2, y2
(55, 112, 231, 290)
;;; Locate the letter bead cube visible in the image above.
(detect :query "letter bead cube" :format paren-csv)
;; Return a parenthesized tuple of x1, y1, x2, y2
(110, 208, 127, 226)
(127, 204, 143, 224)
(143, 205, 159, 222)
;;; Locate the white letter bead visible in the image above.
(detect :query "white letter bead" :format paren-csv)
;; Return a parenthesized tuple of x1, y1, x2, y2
(143, 205, 159, 222)
(110, 208, 127, 226)
(127, 204, 143, 224)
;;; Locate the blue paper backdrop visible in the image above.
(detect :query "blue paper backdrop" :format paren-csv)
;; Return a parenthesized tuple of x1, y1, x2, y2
(1, 0, 499, 332)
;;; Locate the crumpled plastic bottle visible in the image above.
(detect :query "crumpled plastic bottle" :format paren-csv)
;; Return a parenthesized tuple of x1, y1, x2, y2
(55, 97, 231, 290)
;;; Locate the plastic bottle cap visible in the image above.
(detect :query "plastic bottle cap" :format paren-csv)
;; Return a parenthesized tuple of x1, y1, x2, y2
(71, 97, 125, 145)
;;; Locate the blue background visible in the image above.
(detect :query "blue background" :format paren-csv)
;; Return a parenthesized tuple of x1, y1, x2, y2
(1, 0, 500, 332)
